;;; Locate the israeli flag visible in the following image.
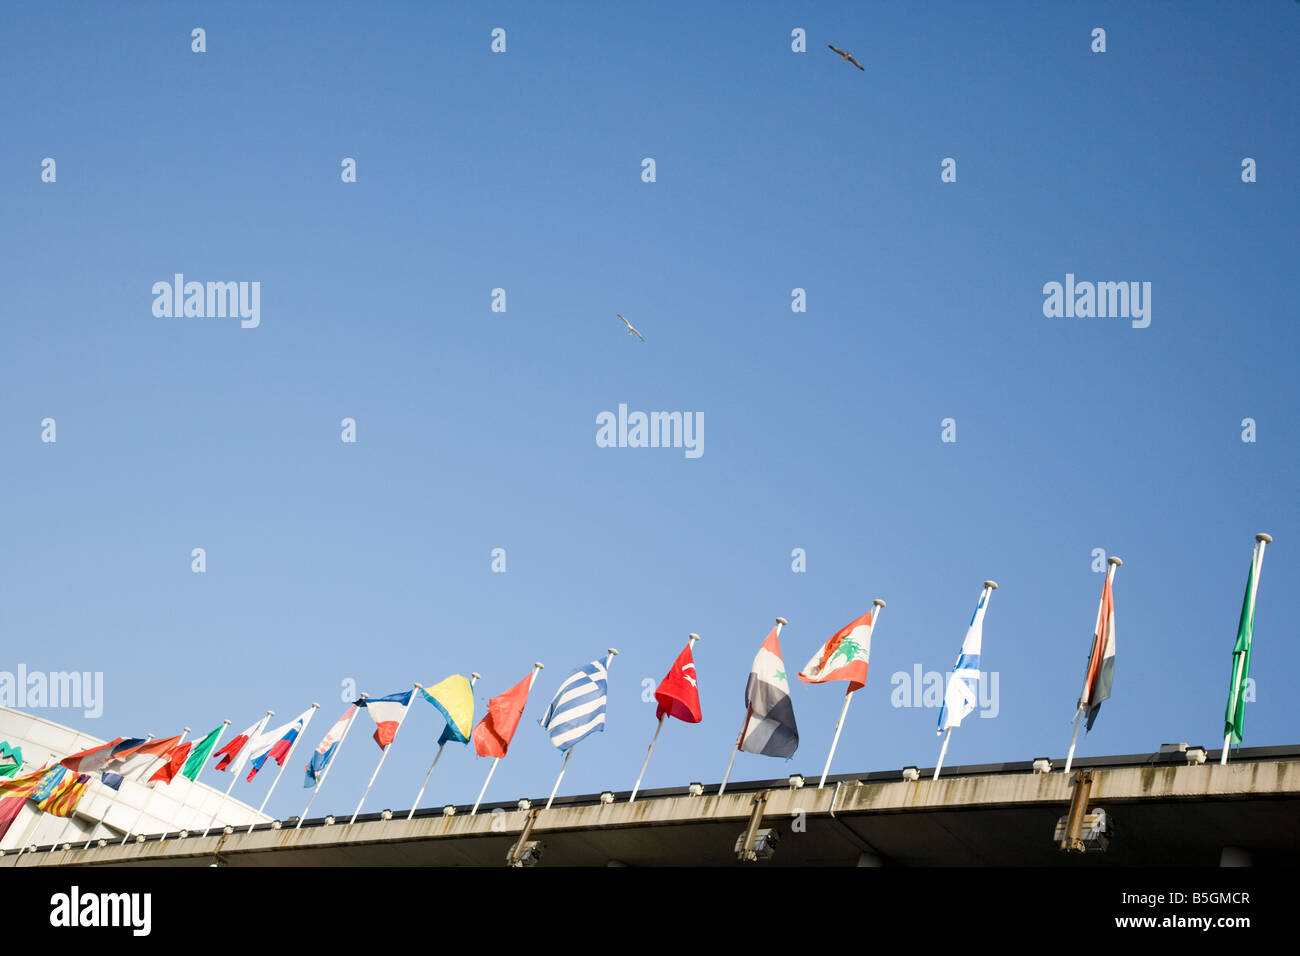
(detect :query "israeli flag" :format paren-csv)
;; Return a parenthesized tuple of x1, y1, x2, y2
(539, 660, 608, 752)
(938, 586, 992, 734)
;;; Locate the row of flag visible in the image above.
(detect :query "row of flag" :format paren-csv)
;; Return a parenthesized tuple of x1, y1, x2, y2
(0, 534, 1273, 845)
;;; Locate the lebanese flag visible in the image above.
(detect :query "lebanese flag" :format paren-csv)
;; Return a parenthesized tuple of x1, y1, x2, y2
(148, 741, 193, 786)
(799, 611, 875, 691)
(60, 738, 125, 774)
(472, 673, 535, 758)
(213, 716, 271, 774)
(655, 644, 702, 723)
(361, 691, 413, 750)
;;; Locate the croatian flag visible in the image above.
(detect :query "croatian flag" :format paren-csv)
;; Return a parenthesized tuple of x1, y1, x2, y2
(246, 708, 315, 782)
(305, 705, 355, 787)
(360, 691, 413, 750)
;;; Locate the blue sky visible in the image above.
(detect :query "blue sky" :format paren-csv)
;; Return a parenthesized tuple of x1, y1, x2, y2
(1, 2, 1297, 823)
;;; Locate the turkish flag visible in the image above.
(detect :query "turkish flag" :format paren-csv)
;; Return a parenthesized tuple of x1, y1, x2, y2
(472, 673, 534, 758)
(655, 644, 702, 723)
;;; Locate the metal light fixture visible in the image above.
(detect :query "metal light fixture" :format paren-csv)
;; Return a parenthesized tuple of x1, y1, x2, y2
(1032, 758, 1053, 774)
(687, 782, 704, 797)
(599, 791, 615, 804)
(1186, 747, 1208, 765)
(788, 774, 805, 790)
(517, 799, 531, 811)
(380, 809, 393, 820)
(442, 805, 456, 817)
(902, 767, 920, 781)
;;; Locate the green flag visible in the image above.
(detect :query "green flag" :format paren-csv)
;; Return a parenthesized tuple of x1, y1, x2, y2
(181, 725, 224, 781)
(1224, 550, 1260, 748)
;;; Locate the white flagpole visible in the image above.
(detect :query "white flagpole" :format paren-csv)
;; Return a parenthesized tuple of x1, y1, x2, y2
(83, 733, 154, 850)
(545, 650, 617, 810)
(249, 704, 319, 834)
(819, 602, 884, 789)
(161, 720, 229, 841)
(350, 686, 421, 825)
(299, 699, 363, 829)
(407, 673, 481, 821)
(200, 710, 272, 839)
(720, 620, 785, 796)
(934, 583, 996, 780)
(471, 663, 544, 816)
(1064, 558, 1120, 774)
(631, 634, 699, 803)
(122, 726, 189, 845)
(1222, 534, 1269, 765)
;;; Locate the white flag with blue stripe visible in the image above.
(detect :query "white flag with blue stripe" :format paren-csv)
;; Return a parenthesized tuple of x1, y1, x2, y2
(539, 660, 608, 751)
(937, 586, 992, 734)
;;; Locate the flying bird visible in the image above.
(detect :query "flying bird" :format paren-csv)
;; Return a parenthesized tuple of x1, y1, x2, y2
(828, 44, 865, 71)
(618, 314, 645, 342)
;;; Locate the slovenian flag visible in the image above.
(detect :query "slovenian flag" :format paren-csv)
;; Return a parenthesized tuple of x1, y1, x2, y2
(246, 708, 316, 782)
(360, 691, 413, 750)
(739, 627, 798, 758)
(304, 705, 355, 787)
(799, 611, 875, 691)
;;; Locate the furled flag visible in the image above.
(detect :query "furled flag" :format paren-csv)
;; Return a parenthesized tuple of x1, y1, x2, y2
(539, 660, 609, 752)
(799, 611, 875, 690)
(1225, 547, 1263, 748)
(0, 767, 49, 841)
(739, 627, 798, 757)
(472, 673, 536, 758)
(213, 715, 272, 775)
(1080, 572, 1117, 731)
(246, 708, 315, 783)
(304, 705, 355, 787)
(180, 725, 225, 782)
(148, 741, 193, 786)
(360, 691, 413, 750)
(655, 643, 702, 723)
(100, 735, 183, 790)
(36, 772, 90, 817)
(60, 738, 126, 774)
(420, 676, 475, 745)
(938, 588, 992, 734)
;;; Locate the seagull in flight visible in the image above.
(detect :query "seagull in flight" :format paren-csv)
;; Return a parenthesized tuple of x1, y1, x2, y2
(828, 44, 865, 71)
(618, 314, 645, 342)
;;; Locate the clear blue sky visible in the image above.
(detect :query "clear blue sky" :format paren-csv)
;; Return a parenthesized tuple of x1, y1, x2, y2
(1, 2, 1296, 823)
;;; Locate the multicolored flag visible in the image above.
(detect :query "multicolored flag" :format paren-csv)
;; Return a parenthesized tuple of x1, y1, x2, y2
(420, 676, 475, 745)
(1225, 546, 1263, 748)
(655, 644, 702, 723)
(213, 716, 271, 775)
(1080, 572, 1117, 731)
(0, 767, 49, 840)
(36, 772, 90, 817)
(0, 765, 52, 799)
(472, 673, 536, 758)
(246, 709, 315, 783)
(360, 691, 413, 750)
(799, 611, 875, 691)
(304, 705, 355, 787)
(938, 587, 992, 734)
(739, 627, 798, 757)
(60, 738, 126, 774)
(29, 766, 68, 804)
(100, 735, 183, 790)
(539, 660, 609, 752)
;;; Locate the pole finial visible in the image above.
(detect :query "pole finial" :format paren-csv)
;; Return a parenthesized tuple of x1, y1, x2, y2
(470, 672, 481, 680)
(311, 702, 320, 708)
(775, 616, 789, 626)
(984, 580, 998, 590)
(873, 599, 886, 608)
(1257, 532, 1273, 544)
(1108, 556, 1123, 566)
(606, 648, 619, 656)
(688, 632, 701, 642)
(534, 661, 545, 669)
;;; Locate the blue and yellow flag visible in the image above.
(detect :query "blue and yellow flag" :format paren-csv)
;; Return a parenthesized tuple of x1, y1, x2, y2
(420, 675, 475, 745)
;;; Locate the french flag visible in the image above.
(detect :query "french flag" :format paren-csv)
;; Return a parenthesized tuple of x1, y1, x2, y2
(360, 691, 413, 749)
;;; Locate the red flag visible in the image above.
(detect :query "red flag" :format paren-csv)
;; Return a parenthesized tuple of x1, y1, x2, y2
(655, 644, 702, 723)
(148, 742, 192, 786)
(471, 673, 534, 758)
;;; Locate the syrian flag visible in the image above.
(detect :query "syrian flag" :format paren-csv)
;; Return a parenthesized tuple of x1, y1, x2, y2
(655, 643, 702, 723)
(1080, 573, 1117, 732)
(60, 738, 126, 774)
(100, 735, 182, 790)
(938, 586, 992, 734)
(305, 704, 356, 787)
(359, 691, 413, 750)
(799, 611, 875, 691)
(472, 673, 536, 758)
(246, 708, 316, 783)
(739, 627, 798, 758)
(213, 716, 272, 775)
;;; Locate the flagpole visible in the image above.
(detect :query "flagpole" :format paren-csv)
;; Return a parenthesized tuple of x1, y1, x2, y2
(408, 673, 481, 821)
(719, 620, 785, 796)
(1222, 534, 1269, 765)
(1065, 558, 1120, 774)
(200, 710, 272, 839)
(471, 663, 544, 815)
(122, 726, 189, 845)
(161, 720, 229, 841)
(545, 650, 617, 811)
(631, 635, 699, 803)
(934, 583, 996, 781)
(83, 733, 154, 850)
(299, 699, 363, 829)
(819, 602, 883, 789)
(350, 685, 421, 825)
(249, 704, 319, 834)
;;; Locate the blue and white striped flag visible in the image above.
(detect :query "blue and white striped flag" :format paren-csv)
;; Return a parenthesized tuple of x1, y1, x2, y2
(539, 660, 608, 752)
(937, 585, 993, 734)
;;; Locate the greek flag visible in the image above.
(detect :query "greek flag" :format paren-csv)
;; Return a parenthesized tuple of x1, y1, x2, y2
(539, 660, 608, 752)
(937, 585, 992, 734)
